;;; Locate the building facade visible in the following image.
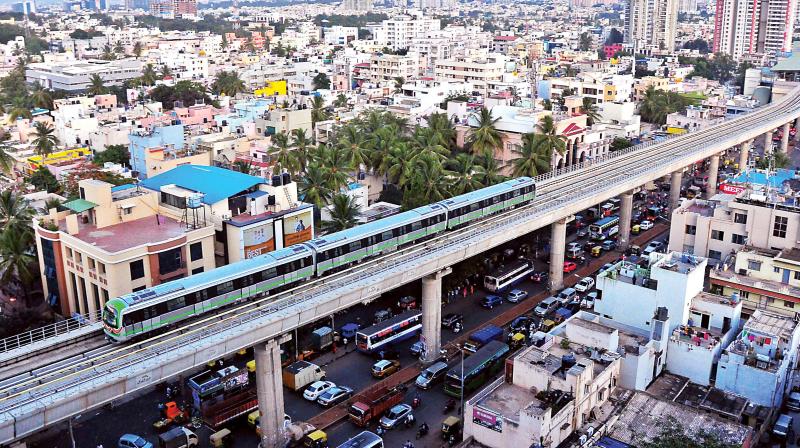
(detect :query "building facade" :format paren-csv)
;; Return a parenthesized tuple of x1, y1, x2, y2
(625, 0, 678, 52)
(713, 0, 797, 59)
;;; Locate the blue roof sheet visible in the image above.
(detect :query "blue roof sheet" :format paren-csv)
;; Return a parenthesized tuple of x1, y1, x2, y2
(140, 165, 266, 205)
(112, 184, 137, 192)
(730, 169, 797, 190)
(595, 437, 634, 448)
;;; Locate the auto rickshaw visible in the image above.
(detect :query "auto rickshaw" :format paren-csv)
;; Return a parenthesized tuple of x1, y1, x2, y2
(631, 224, 640, 235)
(509, 332, 526, 349)
(210, 428, 232, 448)
(627, 245, 641, 256)
(247, 410, 260, 427)
(591, 246, 602, 257)
(442, 416, 462, 441)
(301, 430, 329, 448)
(540, 319, 556, 333)
(247, 359, 257, 373)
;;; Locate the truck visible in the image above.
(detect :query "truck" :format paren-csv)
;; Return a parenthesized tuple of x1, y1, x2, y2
(311, 327, 334, 352)
(200, 387, 259, 428)
(157, 427, 198, 448)
(188, 366, 249, 406)
(282, 361, 326, 392)
(463, 325, 504, 354)
(348, 385, 405, 427)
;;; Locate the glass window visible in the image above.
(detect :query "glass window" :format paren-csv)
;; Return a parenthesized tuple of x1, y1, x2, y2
(130, 259, 145, 280)
(739, 290, 750, 299)
(785, 301, 795, 309)
(794, 271, 800, 281)
(774, 216, 788, 238)
(685, 225, 697, 235)
(747, 260, 761, 271)
(708, 250, 722, 260)
(734, 213, 747, 224)
(711, 230, 724, 241)
(732, 234, 746, 245)
(774, 267, 781, 273)
(158, 247, 183, 275)
(192, 267, 204, 275)
(190, 242, 203, 261)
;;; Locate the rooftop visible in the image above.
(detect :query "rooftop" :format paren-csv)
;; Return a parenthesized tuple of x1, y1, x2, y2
(59, 214, 192, 253)
(777, 248, 800, 264)
(140, 165, 266, 205)
(476, 381, 538, 422)
(671, 324, 722, 350)
(743, 309, 796, 341)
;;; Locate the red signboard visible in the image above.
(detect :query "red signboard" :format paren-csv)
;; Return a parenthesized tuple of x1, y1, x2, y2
(719, 184, 746, 195)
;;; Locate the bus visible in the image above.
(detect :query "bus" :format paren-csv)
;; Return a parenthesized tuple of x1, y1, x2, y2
(356, 310, 422, 353)
(484, 260, 534, 293)
(589, 215, 619, 241)
(443, 340, 510, 398)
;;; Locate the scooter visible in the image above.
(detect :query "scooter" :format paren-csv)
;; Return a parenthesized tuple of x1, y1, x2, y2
(411, 395, 421, 409)
(452, 323, 462, 334)
(416, 423, 429, 439)
(444, 399, 456, 414)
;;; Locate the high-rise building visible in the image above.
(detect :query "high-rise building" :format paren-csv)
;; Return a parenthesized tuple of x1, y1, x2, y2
(624, 0, 678, 52)
(341, 0, 373, 10)
(149, 0, 196, 17)
(12, 0, 35, 15)
(713, 0, 797, 59)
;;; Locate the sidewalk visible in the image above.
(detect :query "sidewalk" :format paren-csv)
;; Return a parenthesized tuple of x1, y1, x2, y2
(308, 225, 669, 431)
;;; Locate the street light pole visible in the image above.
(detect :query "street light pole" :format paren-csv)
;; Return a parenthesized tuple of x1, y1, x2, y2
(460, 346, 464, 418)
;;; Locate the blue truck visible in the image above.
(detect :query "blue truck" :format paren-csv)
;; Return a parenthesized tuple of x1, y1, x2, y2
(463, 325, 504, 354)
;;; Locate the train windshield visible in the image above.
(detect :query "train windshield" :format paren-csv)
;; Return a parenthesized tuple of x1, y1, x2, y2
(103, 305, 117, 328)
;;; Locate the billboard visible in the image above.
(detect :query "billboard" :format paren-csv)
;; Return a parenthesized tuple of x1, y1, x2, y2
(719, 183, 746, 195)
(243, 221, 275, 259)
(473, 406, 503, 433)
(283, 208, 313, 246)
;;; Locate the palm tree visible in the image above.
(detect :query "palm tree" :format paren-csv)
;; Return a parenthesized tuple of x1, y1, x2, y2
(160, 65, 173, 79)
(0, 190, 32, 237)
(426, 112, 456, 150)
(477, 154, 505, 186)
(114, 40, 124, 54)
(310, 95, 329, 129)
(291, 129, 313, 174)
(0, 144, 14, 174)
(394, 76, 405, 93)
(87, 74, 107, 96)
(511, 133, 551, 177)
(298, 163, 333, 208)
(141, 63, 157, 86)
(534, 115, 566, 157)
(448, 153, 485, 195)
(102, 44, 115, 60)
(337, 125, 372, 171)
(212, 70, 245, 96)
(269, 132, 296, 174)
(31, 121, 58, 158)
(467, 107, 503, 158)
(31, 85, 53, 110)
(640, 86, 670, 125)
(386, 141, 418, 187)
(370, 126, 400, 177)
(581, 97, 600, 125)
(132, 41, 143, 59)
(410, 126, 449, 163)
(333, 93, 348, 109)
(7, 98, 31, 121)
(321, 194, 362, 233)
(317, 145, 353, 193)
(404, 154, 451, 208)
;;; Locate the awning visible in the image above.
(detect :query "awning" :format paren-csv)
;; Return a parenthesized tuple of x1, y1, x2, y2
(63, 198, 97, 213)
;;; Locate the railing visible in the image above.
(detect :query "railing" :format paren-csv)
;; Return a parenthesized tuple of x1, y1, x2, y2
(0, 310, 102, 355)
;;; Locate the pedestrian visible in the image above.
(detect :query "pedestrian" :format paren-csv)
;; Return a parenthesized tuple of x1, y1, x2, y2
(343, 337, 348, 348)
(470, 284, 474, 295)
(462, 287, 467, 298)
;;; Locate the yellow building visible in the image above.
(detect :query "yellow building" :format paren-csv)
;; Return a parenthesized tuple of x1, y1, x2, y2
(26, 147, 91, 173)
(254, 80, 288, 97)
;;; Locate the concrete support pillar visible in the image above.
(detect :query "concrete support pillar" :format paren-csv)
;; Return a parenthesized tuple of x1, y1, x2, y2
(781, 122, 791, 153)
(795, 117, 800, 140)
(549, 218, 567, 293)
(764, 130, 774, 153)
(421, 267, 452, 363)
(739, 140, 751, 171)
(256, 337, 287, 448)
(669, 169, 683, 212)
(618, 191, 634, 251)
(706, 153, 720, 199)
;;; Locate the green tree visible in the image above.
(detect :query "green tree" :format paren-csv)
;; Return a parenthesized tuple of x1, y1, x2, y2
(467, 107, 503, 158)
(321, 193, 361, 233)
(409, 126, 449, 163)
(114, 40, 124, 54)
(477, 155, 505, 186)
(333, 93, 348, 108)
(0, 144, 13, 174)
(87, 74, 107, 96)
(426, 112, 456, 150)
(160, 64, 173, 79)
(511, 133, 551, 177)
(93, 144, 130, 167)
(0, 230, 36, 301)
(31, 121, 58, 157)
(337, 124, 372, 171)
(317, 145, 353, 193)
(29, 166, 60, 193)
(298, 163, 333, 208)
(212, 70, 245, 96)
(101, 43, 115, 60)
(579, 32, 593, 51)
(141, 63, 157, 86)
(610, 137, 633, 151)
(581, 97, 600, 125)
(30, 84, 53, 110)
(132, 41, 143, 58)
(7, 97, 31, 121)
(269, 132, 296, 174)
(290, 128, 313, 174)
(385, 141, 417, 187)
(447, 153, 485, 195)
(403, 154, 450, 209)
(533, 115, 566, 157)
(309, 95, 329, 129)
(394, 76, 405, 93)
(312, 72, 331, 90)
(0, 190, 33, 233)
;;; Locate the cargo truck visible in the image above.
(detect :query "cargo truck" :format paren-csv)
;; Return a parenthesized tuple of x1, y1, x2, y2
(157, 427, 198, 448)
(283, 361, 326, 392)
(348, 385, 405, 427)
(462, 325, 504, 354)
(312, 327, 334, 351)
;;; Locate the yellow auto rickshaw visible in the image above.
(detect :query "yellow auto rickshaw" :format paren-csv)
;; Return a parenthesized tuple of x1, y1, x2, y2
(510, 332, 526, 349)
(301, 430, 329, 448)
(442, 416, 462, 441)
(540, 319, 556, 332)
(631, 224, 640, 235)
(246, 359, 256, 373)
(210, 428, 232, 448)
(591, 246, 602, 257)
(247, 410, 260, 427)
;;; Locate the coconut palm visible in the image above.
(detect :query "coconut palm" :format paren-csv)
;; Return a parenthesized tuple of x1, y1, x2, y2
(321, 194, 362, 233)
(0, 229, 35, 292)
(409, 126, 449, 162)
(426, 112, 456, 150)
(0, 190, 32, 233)
(385, 141, 418, 187)
(299, 163, 333, 208)
(394, 76, 405, 93)
(310, 95, 329, 129)
(0, 144, 14, 174)
(290, 129, 313, 174)
(581, 97, 600, 125)
(269, 132, 296, 174)
(337, 124, 372, 171)
(31, 85, 53, 110)
(640, 86, 671, 125)
(7, 98, 31, 121)
(212, 70, 246, 96)
(370, 126, 400, 177)
(448, 153, 486, 195)
(31, 121, 58, 158)
(467, 107, 503, 158)
(160, 65, 173, 79)
(511, 133, 552, 177)
(404, 154, 451, 208)
(534, 115, 566, 156)
(101, 43, 115, 60)
(141, 63, 157, 86)
(477, 154, 505, 186)
(114, 40, 124, 54)
(87, 74, 107, 96)
(133, 41, 143, 58)
(333, 93, 348, 108)
(316, 145, 353, 193)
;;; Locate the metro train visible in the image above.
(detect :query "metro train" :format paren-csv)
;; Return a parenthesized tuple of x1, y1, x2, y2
(102, 177, 536, 342)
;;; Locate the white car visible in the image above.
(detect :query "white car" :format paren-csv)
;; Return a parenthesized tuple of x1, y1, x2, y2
(574, 277, 595, 292)
(639, 220, 654, 230)
(582, 291, 598, 309)
(303, 380, 335, 401)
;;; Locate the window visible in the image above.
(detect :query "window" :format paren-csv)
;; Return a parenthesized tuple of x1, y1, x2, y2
(773, 216, 788, 238)
(132, 285, 146, 292)
(708, 250, 722, 260)
(747, 260, 761, 271)
(75, 252, 82, 263)
(88, 258, 95, 270)
(685, 225, 696, 235)
(130, 259, 145, 280)
(732, 234, 746, 245)
(734, 213, 747, 224)
(739, 290, 750, 299)
(774, 267, 781, 273)
(67, 248, 73, 258)
(190, 242, 203, 262)
(711, 230, 724, 241)
(794, 271, 800, 281)
(785, 301, 795, 309)
(158, 247, 183, 275)
(99, 262, 106, 274)
(192, 267, 204, 275)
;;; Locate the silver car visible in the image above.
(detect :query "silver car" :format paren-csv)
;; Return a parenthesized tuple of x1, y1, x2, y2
(379, 404, 413, 429)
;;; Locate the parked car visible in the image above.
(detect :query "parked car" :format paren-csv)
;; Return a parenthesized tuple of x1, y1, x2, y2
(410, 341, 424, 357)
(317, 386, 354, 407)
(563, 261, 577, 273)
(510, 316, 535, 333)
(786, 391, 800, 412)
(372, 359, 401, 378)
(303, 380, 335, 401)
(506, 289, 528, 303)
(118, 435, 153, 448)
(379, 404, 413, 429)
(640, 220, 654, 230)
(582, 292, 598, 309)
(567, 242, 582, 252)
(773, 414, 793, 439)
(601, 240, 616, 251)
(442, 313, 463, 329)
(643, 241, 664, 256)
(574, 277, 595, 292)
(480, 295, 504, 309)
(531, 271, 549, 283)
(556, 288, 578, 306)
(534, 297, 559, 317)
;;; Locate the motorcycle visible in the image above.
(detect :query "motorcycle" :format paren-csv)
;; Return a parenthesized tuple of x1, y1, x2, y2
(416, 423, 429, 439)
(452, 323, 462, 334)
(444, 399, 456, 414)
(411, 395, 421, 409)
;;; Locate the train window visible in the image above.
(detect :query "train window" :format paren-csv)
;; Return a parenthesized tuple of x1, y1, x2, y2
(218, 281, 234, 294)
(421, 218, 429, 227)
(167, 296, 186, 312)
(123, 314, 133, 327)
(197, 288, 209, 302)
(349, 241, 361, 252)
(470, 202, 480, 212)
(316, 251, 327, 262)
(156, 302, 168, 315)
(381, 230, 393, 241)
(411, 221, 423, 231)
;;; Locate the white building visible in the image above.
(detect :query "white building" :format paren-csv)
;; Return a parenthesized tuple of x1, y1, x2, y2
(323, 26, 359, 46)
(713, 0, 797, 59)
(26, 59, 143, 92)
(373, 13, 441, 51)
(434, 55, 506, 95)
(625, 0, 678, 52)
(369, 52, 420, 84)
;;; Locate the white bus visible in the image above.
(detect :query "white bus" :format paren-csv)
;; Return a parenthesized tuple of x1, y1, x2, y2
(484, 260, 534, 293)
(589, 216, 620, 241)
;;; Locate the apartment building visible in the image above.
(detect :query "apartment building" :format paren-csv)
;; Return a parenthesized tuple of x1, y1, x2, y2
(666, 105, 725, 132)
(625, 0, 678, 52)
(34, 179, 216, 317)
(373, 13, 441, 51)
(464, 329, 621, 447)
(254, 107, 313, 136)
(434, 56, 505, 95)
(129, 122, 185, 179)
(26, 59, 143, 92)
(369, 53, 420, 84)
(713, 0, 797, 59)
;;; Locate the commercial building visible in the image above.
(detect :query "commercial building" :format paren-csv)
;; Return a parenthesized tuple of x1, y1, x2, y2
(713, 0, 797, 59)
(26, 59, 143, 92)
(625, 0, 678, 52)
(340, 0, 372, 10)
(464, 328, 621, 447)
(129, 122, 186, 179)
(149, 0, 196, 17)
